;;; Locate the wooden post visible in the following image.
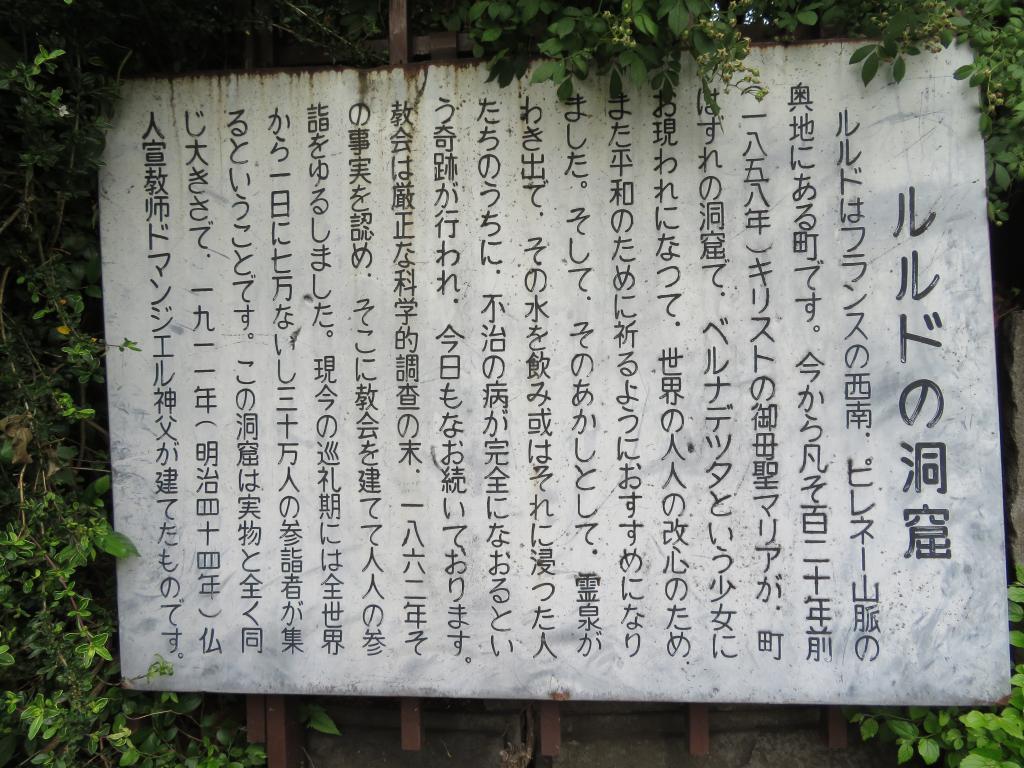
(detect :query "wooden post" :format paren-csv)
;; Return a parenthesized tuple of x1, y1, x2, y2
(265, 695, 302, 768)
(388, 0, 409, 65)
(400, 698, 424, 751)
(245, 694, 266, 744)
(688, 704, 710, 756)
(538, 701, 561, 758)
(825, 706, 849, 749)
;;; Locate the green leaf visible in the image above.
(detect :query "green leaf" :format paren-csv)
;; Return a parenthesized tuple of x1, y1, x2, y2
(954, 64, 975, 81)
(861, 718, 879, 740)
(667, 3, 686, 35)
(537, 37, 563, 56)
(627, 57, 648, 87)
(898, 741, 914, 764)
(549, 17, 574, 37)
(1000, 717, 1024, 741)
(796, 10, 817, 25)
(893, 56, 906, 83)
(961, 755, 1002, 768)
(1010, 602, 1024, 623)
(849, 44, 876, 64)
(556, 77, 573, 101)
(306, 705, 341, 736)
(468, 1, 488, 21)
(93, 474, 111, 496)
(570, 52, 588, 77)
(487, 2, 512, 20)
(480, 26, 503, 42)
(94, 637, 113, 661)
(98, 531, 140, 559)
(890, 720, 920, 740)
(1010, 629, 1024, 648)
(34, 46, 65, 66)
(862, 53, 879, 85)
(175, 694, 202, 714)
(919, 738, 941, 765)
(950, 15, 970, 28)
(691, 28, 712, 55)
(994, 164, 1012, 191)
(634, 11, 657, 37)
(27, 714, 43, 742)
(530, 60, 563, 83)
(962, 711, 989, 730)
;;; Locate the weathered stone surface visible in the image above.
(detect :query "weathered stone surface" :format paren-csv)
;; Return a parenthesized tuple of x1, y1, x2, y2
(100, 41, 1006, 704)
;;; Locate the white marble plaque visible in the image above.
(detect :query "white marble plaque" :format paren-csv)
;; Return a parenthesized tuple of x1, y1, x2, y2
(100, 42, 1008, 704)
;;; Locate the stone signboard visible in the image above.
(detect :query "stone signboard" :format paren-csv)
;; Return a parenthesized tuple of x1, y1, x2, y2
(99, 42, 1008, 704)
